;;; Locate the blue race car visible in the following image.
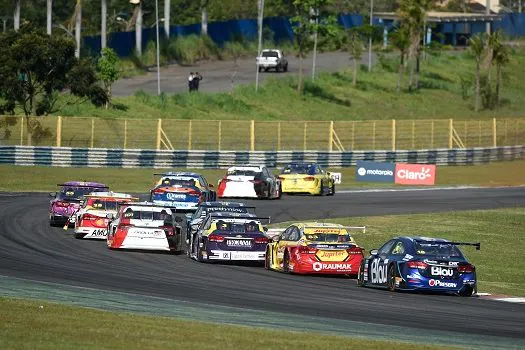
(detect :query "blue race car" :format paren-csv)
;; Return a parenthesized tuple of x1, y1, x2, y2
(357, 236, 480, 297)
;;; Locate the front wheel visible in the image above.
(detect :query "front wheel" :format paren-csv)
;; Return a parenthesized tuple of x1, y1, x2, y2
(283, 252, 290, 273)
(317, 183, 324, 196)
(387, 264, 397, 292)
(459, 286, 474, 297)
(195, 237, 203, 262)
(328, 183, 335, 196)
(265, 248, 272, 270)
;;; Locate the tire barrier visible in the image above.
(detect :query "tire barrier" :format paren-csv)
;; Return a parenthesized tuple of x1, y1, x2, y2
(0, 145, 523, 168)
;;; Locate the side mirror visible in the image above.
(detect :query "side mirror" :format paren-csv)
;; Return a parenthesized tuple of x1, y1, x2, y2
(49, 192, 56, 197)
(369, 249, 378, 256)
(106, 213, 114, 220)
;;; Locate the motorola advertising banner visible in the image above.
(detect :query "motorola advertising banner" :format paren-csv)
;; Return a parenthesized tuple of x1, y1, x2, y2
(355, 161, 395, 182)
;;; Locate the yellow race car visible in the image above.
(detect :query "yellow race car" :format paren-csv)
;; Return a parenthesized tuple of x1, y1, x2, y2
(278, 163, 335, 195)
(265, 222, 365, 275)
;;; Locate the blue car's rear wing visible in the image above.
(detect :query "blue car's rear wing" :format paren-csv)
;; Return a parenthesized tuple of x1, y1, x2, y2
(414, 239, 481, 251)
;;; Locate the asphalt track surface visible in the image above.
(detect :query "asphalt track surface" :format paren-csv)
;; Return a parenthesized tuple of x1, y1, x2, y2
(112, 51, 375, 96)
(1, 188, 525, 345)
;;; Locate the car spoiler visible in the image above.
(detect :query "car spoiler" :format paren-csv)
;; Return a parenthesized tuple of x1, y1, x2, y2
(117, 202, 178, 212)
(306, 225, 366, 233)
(83, 195, 140, 201)
(208, 213, 271, 224)
(414, 239, 481, 250)
(57, 184, 109, 188)
(201, 204, 256, 209)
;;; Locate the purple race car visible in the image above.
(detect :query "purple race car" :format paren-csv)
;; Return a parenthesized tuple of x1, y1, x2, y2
(48, 181, 108, 227)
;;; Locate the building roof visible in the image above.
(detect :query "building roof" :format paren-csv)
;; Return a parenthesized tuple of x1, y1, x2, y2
(375, 11, 503, 23)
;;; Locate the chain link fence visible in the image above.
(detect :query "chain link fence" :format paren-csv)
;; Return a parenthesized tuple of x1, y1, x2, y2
(0, 116, 523, 151)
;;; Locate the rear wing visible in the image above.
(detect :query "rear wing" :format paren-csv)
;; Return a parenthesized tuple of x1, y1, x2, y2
(57, 184, 109, 188)
(306, 225, 366, 233)
(208, 213, 271, 224)
(415, 239, 481, 251)
(266, 225, 366, 239)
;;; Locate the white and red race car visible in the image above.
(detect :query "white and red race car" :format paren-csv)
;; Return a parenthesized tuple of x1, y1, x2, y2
(71, 192, 139, 239)
(217, 165, 281, 199)
(106, 202, 184, 253)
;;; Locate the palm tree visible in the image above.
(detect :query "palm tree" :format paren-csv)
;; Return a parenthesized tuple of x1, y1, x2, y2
(74, 0, 81, 58)
(390, 25, 410, 93)
(13, 0, 20, 31)
(468, 33, 486, 112)
(492, 40, 510, 107)
(164, 0, 170, 39)
(347, 28, 363, 87)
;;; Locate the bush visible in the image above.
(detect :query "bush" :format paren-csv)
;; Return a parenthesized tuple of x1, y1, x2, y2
(168, 34, 219, 65)
(140, 41, 168, 68)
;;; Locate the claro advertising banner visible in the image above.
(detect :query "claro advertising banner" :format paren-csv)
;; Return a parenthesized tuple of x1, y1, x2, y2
(394, 163, 436, 185)
(355, 161, 395, 182)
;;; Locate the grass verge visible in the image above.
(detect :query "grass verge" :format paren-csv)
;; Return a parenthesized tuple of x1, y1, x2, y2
(55, 49, 525, 120)
(0, 297, 451, 350)
(274, 208, 525, 297)
(1, 160, 524, 193)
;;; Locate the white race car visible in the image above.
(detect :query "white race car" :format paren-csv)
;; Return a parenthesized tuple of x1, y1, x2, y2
(217, 165, 281, 199)
(106, 202, 184, 253)
(71, 192, 138, 240)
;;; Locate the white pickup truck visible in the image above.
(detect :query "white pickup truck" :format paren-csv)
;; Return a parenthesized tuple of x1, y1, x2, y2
(256, 49, 288, 73)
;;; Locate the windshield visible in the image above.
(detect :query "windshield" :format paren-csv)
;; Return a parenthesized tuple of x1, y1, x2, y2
(414, 242, 464, 257)
(214, 221, 260, 233)
(262, 51, 278, 58)
(87, 199, 121, 211)
(123, 209, 171, 222)
(281, 164, 315, 175)
(57, 187, 102, 201)
(305, 233, 352, 243)
(227, 169, 260, 177)
(160, 178, 197, 187)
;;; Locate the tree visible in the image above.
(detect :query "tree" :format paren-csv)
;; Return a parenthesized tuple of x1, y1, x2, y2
(98, 47, 120, 108)
(396, 0, 433, 91)
(291, 0, 335, 93)
(468, 33, 485, 112)
(491, 33, 510, 107)
(390, 24, 410, 93)
(0, 25, 107, 144)
(201, 0, 209, 35)
(347, 27, 363, 87)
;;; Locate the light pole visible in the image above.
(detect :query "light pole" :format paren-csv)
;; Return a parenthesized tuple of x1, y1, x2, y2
(368, 0, 373, 72)
(255, 0, 264, 92)
(312, 8, 319, 81)
(154, 0, 161, 95)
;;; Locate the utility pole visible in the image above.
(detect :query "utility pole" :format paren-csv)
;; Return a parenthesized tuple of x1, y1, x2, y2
(155, 0, 161, 95)
(164, 0, 170, 39)
(47, 0, 52, 35)
(312, 8, 319, 81)
(255, 0, 264, 91)
(368, 0, 374, 72)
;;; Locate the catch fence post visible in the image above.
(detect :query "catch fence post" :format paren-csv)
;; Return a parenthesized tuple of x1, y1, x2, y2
(277, 122, 281, 151)
(250, 120, 255, 151)
(328, 121, 334, 151)
(156, 119, 162, 150)
(20, 116, 24, 146)
(56, 116, 62, 147)
(492, 118, 497, 147)
(218, 120, 221, 151)
(124, 119, 128, 149)
(411, 120, 415, 149)
(188, 120, 193, 150)
(91, 118, 95, 148)
(303, 122, 308, 151)
(372, 121, 376, 150)
(391, 119, 396, 151)
(431, 121, 434, 149)
(448, 119, 453, 148)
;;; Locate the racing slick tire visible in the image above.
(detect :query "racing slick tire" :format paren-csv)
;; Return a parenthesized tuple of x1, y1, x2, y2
(316, 183, 324, 196)
(275, 184, 282, 199)
(283, 251, 291, 273)
(387, 264, 398, 292)
(328, 183, 335, 196)
(265, 248, 272, 270)
(459, 285, 474, 297)
(258, 67, 263, 72)
(357, 261, 365, 287)
(284, 64, 288, 72)
(74, 232, 84, 239)
(195, 237, 204, 262)
(49, 216, 56, 227)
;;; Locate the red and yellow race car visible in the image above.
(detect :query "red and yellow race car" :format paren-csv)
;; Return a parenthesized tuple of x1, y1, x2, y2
(265, 223, 365, 275)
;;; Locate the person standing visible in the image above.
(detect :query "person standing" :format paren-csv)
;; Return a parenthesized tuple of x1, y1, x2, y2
(188, 72, 194, 92)
(193, 72, 203, 92)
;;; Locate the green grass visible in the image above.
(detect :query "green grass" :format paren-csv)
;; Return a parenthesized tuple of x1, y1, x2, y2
(0, 297, 451, 350)
(54, 49, 525, 121)
(274, 208, 525, 297)
(1, 160, 525, 192)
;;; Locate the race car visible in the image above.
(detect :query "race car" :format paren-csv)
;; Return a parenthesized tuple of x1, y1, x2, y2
(357, 236, 480, 297)
(150, 172, 217, 211)
(106, 202, 184, 253)
(48, 181, 108, 226)
(279, 163, 336, 196)
(265, 223, 365, 275)
(71, 192, 139, 239)
(217, 165, 281, 199)
(188, 212, 270, 263)
(185, 201, 257, 247)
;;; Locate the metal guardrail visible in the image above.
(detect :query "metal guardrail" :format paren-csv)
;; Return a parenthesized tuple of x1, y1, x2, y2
(0, 145, 523, 168)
